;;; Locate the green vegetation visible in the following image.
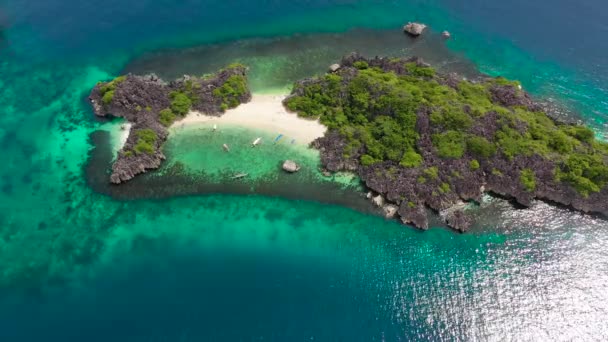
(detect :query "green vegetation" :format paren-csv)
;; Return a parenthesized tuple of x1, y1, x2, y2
(400, 149, 422, 168)
(467, 136, 496, 158)
(283, 58, 608, 196)
(133, 129, 158, 155)
(439, 182, 451, 194)
(159, 108, 177, 127)
(213, 74, 248, 111)
(98, 75, 126, 106)
(423, 167, 439, 180)
(556, 154, 608, 197)
(520, 169, 537, 192)
(470, 159, 480, 171)
(405, 62, 435, 78)
(169, 91, 192, 116)
(432, 131, 466, 158)
(353, 61, 369, 70)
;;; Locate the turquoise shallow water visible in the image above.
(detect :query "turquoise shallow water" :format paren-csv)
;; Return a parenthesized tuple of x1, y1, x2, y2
(1, 0, 608, 340)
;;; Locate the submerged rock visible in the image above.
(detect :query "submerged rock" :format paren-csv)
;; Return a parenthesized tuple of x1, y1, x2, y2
(403, 22, 427, 36)
(282, 160, 301, 173)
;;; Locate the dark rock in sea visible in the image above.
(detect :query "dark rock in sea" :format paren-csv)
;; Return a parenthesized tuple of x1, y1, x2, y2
(89, 65, 251, 184)
(403, 22, 427, 36)
(445, 209, 472, 233)
(398, 202, 429, 230)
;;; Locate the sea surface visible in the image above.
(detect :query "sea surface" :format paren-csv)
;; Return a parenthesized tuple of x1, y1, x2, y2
(1, 0, 608, 340)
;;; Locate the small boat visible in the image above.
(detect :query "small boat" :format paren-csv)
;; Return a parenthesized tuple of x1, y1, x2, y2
(222, 143, 230, 152)
(252, 137, 262, 146)
(273, 134, 284, 144)
(213, 124, 217, 131)
(231, 173, 248, 179)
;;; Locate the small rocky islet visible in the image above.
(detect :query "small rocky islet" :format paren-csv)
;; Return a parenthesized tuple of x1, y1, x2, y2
(89, 53, 608, 232)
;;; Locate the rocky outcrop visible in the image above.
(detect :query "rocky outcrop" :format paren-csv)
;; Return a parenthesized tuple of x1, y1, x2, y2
(445, 210, 472, 232)
(282, 160, 301, 173)
(382, 204, 399, 218)
(89, 65, 251, 184)
(403, 22, 427, 36)
(329, 64, 341, 73)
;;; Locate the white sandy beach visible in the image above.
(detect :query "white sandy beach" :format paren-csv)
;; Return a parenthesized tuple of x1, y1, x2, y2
(172, 94, 327, 145)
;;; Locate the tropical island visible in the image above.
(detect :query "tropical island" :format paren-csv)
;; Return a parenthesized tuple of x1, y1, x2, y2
(89, 54, 608, 231)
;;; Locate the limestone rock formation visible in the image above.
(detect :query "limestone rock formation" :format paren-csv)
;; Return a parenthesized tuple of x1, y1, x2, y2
(282, 160, 301, 173)
(403, 22, 427, 36)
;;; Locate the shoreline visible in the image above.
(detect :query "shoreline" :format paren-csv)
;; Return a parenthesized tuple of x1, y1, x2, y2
(170, 94, 327, 146)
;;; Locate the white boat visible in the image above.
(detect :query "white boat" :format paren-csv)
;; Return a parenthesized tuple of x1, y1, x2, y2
(231, 173, 248, 179)
(252, 137, 262, 146)
(222, 143, 230, 152)
(213, 124, 218, 131)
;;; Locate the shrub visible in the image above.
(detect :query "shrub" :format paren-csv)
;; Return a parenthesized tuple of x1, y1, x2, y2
(360, 154, 377, 166)
(400, 149, 423, 168)
(159, 108, 177, 127)
(439, 182, 451, 194)
(557, 154, 608, 196)
(492, 168, 503, 176)
(353, 61, 369, 70)
(424, 167, 439, 180)
(433, 131, 466, 158)
(470, 159, 480, 170)
(213, 74, 248, 109)
(467, 136, 496, 158)
(136, 129, 157, 144)
(520, 169, 536, 192)
(98, 75, 127, 106)
(134, 141, 154, 155)
(405, 62, 435, 78)
(102, 90, 114, 105)
(133, 129, 158, 155)
(170, 92, 192, 116)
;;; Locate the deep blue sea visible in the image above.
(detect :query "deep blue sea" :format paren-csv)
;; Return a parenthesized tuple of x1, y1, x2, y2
(1, 0, 608, 340)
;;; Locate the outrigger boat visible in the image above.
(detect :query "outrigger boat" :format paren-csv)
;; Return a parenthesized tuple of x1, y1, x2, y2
(231, 173, 248, 179)
(252, 137, 262, 146)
